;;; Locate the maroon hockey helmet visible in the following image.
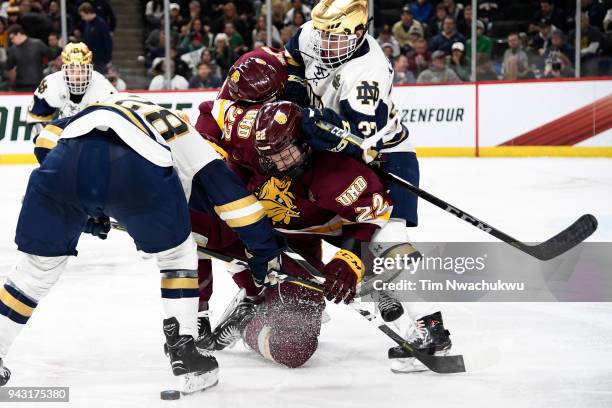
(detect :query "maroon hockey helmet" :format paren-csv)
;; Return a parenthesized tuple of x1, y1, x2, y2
(254, 101, 310, 178)
(227, 57, 284, 103)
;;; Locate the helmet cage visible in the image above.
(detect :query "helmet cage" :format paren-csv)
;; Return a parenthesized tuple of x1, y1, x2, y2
(309, 27, 367, 69)
(258, 141, 309, 178)
(61, 63, 93, 95)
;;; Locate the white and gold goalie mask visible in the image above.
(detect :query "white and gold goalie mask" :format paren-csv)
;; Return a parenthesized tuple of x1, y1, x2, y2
(61, 42, 94, 95)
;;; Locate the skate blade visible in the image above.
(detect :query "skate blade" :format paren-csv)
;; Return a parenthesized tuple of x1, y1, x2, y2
(179, 368, 219, 394)
(390, 350, 450, 374)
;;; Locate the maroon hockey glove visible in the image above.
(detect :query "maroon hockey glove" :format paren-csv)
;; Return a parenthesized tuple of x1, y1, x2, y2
(322, 249, 364, 304)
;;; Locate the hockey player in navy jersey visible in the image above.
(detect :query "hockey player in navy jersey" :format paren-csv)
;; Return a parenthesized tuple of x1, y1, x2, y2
(0, 94, 285, 393)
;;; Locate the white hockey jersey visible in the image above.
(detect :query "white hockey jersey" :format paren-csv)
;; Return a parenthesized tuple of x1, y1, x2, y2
(27, 71, 117, 124)
(285, 21, 414, 154)
(36, 94, 220, 198)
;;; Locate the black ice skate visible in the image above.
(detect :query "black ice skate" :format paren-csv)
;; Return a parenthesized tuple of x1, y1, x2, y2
(195, 310, 214, 351)
(388, 311, 452, 373)
(375, 290, 404, 322)
(211, 289, 257, 351)
(163, 317, 219, 394)
(0, 358, 10, 386)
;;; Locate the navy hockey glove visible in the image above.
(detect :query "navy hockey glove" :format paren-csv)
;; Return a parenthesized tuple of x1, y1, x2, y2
(83, 216, 111, 240)
(322, 249, 364, 304)
(301, 107, 364, 159)
(247, 253, 283, 288)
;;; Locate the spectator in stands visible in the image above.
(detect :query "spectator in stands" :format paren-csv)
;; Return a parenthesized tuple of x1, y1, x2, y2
(7, 3, 52, 42)
(544, 52, 575, 78)
(429, 16, 465, 54)
(48, 1, 65, 34)
(146, 18, 179, 55)
(286, 10, 305, 35)
(0, 17, 8, 50)
(569, 13, 602, 62)
(74, 0, 116, 33)
(280, 27, 293, 45)
(213, 3, 247, 46)
(456, 3, 472, 38)
(411, 0, 433, 24)
(284, 0, 311, 26)
(149, 59, 189, 90)
(393, 54, 416, 84)
(543, 29, 574, 66)
(449, 41, 469, 81)
(382, 42, 395, 63)
(47, 32, 61, 60)
(145, 0, 164, 30)
(225, 22, 246, 54)
(6, 24, 51, 91)
(443, 0, 464, 21)
(269, 0, 288, 32)
(605, 8, 612, 32)
(466, 20, 492, 62)
(377, 25, 400, 58)
(533, 0, 567, 32)
(178, 30, 205, 56)
(501, 33, 530, 77)
(581, 0, 606, 29)
(200, 48, 221, 78)
(169, 3, 185, 33)
(189, 62, 223, 88)
(77, 2, 113, 73)
(213, 33, 236, 77)
(529, 18, 555, 57)
(477, 1, 498, 25)
(428, 3, 448, 39)
(405, 25, 425, 52)
(475, 54, 498, 80)
(406, 38, 432, 78)
(252, 15, 281, 48)
(392, 6, 423, 49)
(502, 55, 535, 80)
(106, 64, 126, 91)
(417, 50, 460, 83)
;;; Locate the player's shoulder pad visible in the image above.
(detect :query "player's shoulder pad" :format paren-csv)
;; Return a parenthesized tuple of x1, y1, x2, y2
(33, 71, 66, 107)
(90, 70, 118, 94)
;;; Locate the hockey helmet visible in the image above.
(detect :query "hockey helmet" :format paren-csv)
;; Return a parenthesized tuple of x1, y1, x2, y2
(253, 101, 309, 178)
(309, 0, 369, 68)
(61, 42, 93, 95)
(227, 57, 285, 103)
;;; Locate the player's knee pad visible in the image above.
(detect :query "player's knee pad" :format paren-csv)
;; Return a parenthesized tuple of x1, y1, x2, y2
(156, 234, 198, 271)
(7, 254, 69, 302)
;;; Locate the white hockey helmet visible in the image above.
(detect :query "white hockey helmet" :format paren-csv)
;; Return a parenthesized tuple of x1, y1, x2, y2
(61, 42, 94, 95)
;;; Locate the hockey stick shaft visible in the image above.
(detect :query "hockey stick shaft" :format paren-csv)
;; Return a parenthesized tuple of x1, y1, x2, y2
(315, 120, 598, 260)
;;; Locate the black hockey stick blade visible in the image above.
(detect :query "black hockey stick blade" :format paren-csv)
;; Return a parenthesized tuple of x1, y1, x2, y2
(512, 213, 598, 260)
(353, 306, 466, 374)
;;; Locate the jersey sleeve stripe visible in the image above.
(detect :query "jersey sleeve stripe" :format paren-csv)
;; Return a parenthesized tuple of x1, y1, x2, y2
(35, 137, 57, 150)
(217, 201, 264, 221)
(214, 195, 258, 213)
(27, 112, 54, 121)
(223, 209, 267, 228)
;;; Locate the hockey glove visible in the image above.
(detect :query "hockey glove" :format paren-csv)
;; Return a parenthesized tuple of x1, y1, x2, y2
(322, 249, 365, 304)
(82, 216, 111, 240)
(0, 358, 11, 386)
(247, 253, 283, 288)
(301, 107, 364, 159)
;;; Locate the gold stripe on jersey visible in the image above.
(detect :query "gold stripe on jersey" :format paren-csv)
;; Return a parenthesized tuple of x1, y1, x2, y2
(35, 137, 57, 150)
(224, 209, 266, 228)
(91, 103, 149, 136)
(160, 277, 199, 289)
(206, 140, 229, 161)
(284, 50, 302, 67)
(214, 195, 258, 214)
(0, 287, 34, 317)
(213, 99, 230, 130)
(27, 112, 54, 121)
(44, 124, 63, 136)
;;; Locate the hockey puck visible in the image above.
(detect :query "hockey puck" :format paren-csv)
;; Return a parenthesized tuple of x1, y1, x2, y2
(160, 390, 181, 400)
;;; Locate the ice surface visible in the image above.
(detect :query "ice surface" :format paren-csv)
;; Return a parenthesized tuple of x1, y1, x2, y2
(1, 158, 611, 408)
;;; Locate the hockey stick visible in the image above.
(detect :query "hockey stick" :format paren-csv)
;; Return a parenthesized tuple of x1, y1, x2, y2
(314, 120, 599, 261)
(196, 245, 466, 374)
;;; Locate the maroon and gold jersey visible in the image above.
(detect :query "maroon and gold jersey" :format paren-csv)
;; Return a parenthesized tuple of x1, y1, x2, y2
(196, 101, 392, 241)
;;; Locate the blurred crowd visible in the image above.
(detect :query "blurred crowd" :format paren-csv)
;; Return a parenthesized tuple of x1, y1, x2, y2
(0, 0, 123, 91)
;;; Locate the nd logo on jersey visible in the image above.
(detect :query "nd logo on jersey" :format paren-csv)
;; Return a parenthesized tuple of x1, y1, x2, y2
(256, 177, 300, 225)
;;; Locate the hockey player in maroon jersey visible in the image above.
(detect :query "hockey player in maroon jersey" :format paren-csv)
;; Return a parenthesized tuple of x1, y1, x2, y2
(191, 100, 401, 368)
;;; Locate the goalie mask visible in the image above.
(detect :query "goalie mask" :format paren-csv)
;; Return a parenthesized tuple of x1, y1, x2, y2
(61, 42, 93, 95)
(309, 0, 369, 69)
(254, 101, 309, 178)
